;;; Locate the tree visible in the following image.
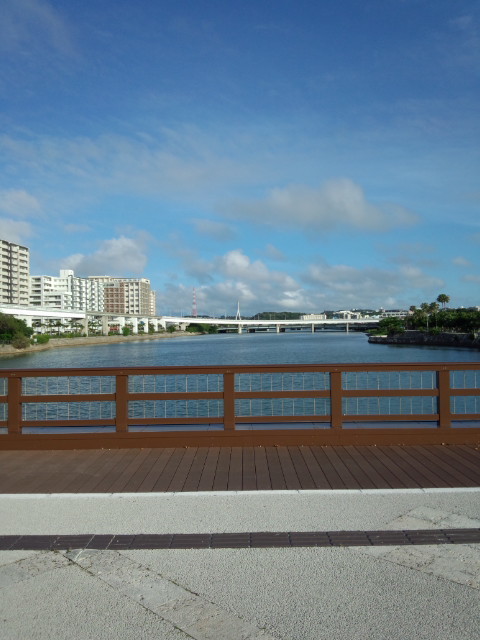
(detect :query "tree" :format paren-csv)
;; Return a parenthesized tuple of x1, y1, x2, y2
(437, 293, 450, 309)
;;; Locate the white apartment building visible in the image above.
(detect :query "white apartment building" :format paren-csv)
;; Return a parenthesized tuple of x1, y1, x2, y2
(0, 238, 30, 305)
(300, 313, 327, 321)
(30, 270, 105, 311)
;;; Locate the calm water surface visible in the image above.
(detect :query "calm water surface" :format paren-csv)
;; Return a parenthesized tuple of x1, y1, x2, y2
(1, 331, 479, 369)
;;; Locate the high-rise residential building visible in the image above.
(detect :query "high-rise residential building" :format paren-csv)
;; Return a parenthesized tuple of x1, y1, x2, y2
(89, 276, 155, 315)
(0, 238, 30, 305)
(30, 270, 105, 311)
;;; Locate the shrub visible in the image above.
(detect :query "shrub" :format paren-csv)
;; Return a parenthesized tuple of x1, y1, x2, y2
(122, 327, 131, 336)
(35, 334, 50, 344)
(11, 334, 30, 349)
(167, 325, 176, 333)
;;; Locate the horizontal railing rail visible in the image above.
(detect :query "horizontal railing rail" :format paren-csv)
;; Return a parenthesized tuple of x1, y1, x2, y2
(1, 362, 479, 449)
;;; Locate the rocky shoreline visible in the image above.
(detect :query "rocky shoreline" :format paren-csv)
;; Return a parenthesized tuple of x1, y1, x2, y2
(368, 330, 480, 349)
(0, 331, 200, 358)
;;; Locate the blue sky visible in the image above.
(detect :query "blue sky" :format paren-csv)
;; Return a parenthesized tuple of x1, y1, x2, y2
(1, 0, 479, 315)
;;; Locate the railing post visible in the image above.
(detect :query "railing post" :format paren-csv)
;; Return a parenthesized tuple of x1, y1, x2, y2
(115, 374, 129, 433)
(330, 370, 343, 429)
(437, 368, 452, 429)
(7, 376, 22, 435)
(223, 372, 235, 430)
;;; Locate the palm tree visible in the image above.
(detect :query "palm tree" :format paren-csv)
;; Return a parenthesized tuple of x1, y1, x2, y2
(437, 293, 450, 309)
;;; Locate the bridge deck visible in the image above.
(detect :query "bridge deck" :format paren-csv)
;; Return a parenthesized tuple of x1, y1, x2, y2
(1, 444, 478, 493)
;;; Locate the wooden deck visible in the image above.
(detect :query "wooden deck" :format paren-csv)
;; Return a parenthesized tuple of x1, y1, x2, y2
(0, 444, 479, 493)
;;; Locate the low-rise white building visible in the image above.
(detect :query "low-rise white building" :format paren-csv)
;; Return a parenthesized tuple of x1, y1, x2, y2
(300, 313, 327, 321)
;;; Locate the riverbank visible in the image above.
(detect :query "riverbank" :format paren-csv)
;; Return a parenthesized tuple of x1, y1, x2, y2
(368, 330, 480, 349)
(0, 331, 200, 358)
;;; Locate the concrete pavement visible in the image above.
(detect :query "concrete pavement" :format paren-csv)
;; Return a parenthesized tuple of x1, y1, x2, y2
(1, 489, 479, 640)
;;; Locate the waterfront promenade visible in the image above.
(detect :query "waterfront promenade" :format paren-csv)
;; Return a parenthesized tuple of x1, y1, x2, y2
(1, 443, 479, 639)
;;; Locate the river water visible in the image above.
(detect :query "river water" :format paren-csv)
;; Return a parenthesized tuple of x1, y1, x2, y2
(1, 331, 478, 369)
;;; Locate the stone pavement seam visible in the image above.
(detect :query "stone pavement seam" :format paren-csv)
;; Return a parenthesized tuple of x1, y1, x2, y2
(354, 507, 480, 589)
(65, 548, 280, 640)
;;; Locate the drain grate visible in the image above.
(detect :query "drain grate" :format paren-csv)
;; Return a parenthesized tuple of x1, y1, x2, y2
(1, 528, 480, 550)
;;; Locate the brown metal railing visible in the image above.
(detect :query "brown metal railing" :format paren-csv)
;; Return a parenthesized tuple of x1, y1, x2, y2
(1, 362, 479, 449)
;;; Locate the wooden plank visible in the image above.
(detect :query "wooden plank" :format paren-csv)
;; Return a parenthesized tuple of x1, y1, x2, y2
(242, 447, 257, 490)
(353, 446, 405, 489)
(227, 447, 243, 491)
(197, 447, 220, 491)
(7, 451, 68, 494)
(369, 446, 421, 489)
(168, 447, 198, 492)
(287, 447, 316, 489)
(107, 449, 152, 492)
(151, 449, 186, 492)
(309, 446, 347, 489)
(76, 450, 131, 493)
(338, 446, 386, 489)
(378, 446, 439, 489)
(129, 448, 174, 492)
(320, 446, 362, 490)
(416, 445, 480, 486)
(212, 447, 231, 491)
(59, 449, 110, 493)
(434, 445, 480, 479)
(39, 449, 108, 493)
(265, 446, 287, 490)
(183, 447, 209, 492)
(0, 451, 55, 493)
(254, 447, 272, 490)
(276, 447, 301, 490)
(401, 445, 459, 488)
(91, 448, 137, 492)
(455, 444, 480, 464)
(388, 446, 450, 488)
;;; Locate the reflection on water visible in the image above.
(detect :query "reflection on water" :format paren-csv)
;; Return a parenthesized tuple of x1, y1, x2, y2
(1, 331, 479, 370)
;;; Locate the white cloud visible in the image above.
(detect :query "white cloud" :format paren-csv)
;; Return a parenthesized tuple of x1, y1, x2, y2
(0, 219, 34, 244)
(190, 218, 236, 242)
(0, 189, 42, 218)
(0, 0, 75, 57)
(263, 244, 287, 261)
(222, 179, 418, 232)
(452, 256, 471, 267)
(62, 235, 148, 276)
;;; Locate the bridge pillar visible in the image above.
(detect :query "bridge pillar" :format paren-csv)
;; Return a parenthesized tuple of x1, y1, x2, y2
(276, 324, 280, 333)
(102, 316, 109, 335)
(81, 317, 89, 336)
(130, 318, 139, 334)
(346, 322, 349, 333)
(238, 324, 242, 334)
(158, 319, 167, 331)
(311, 323, 315, 333)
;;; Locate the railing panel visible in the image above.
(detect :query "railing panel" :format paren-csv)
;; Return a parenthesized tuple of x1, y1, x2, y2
(450, 370, 480, 389)
(342, 371, 436, 390)
(451, 396, 480, 415)
(235, 397, 330, 418)
(129, 374, 223, 393)
(235, 372, 329, 392)
(128, 399, 224, 420)
(343, 396, 437, 417)
(22, 376, 115, 395)
(22, 401, 116, 422)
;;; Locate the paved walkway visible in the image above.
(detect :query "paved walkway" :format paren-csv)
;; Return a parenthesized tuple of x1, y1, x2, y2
(1, 445, 479, 639)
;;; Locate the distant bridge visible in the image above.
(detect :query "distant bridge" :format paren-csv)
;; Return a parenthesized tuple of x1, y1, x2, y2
(161, 316, 379, 333)
(1, 305, 379, 335)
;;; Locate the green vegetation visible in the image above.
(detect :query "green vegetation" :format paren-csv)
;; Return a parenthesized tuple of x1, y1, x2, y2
(122, 326, 131, 336)
(0, 312, 34, 348)
(252, 311, 303, 320)
(371, 295, 479, 337)
(186, 323, 218, 334)
(167, 325, 176, 333)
